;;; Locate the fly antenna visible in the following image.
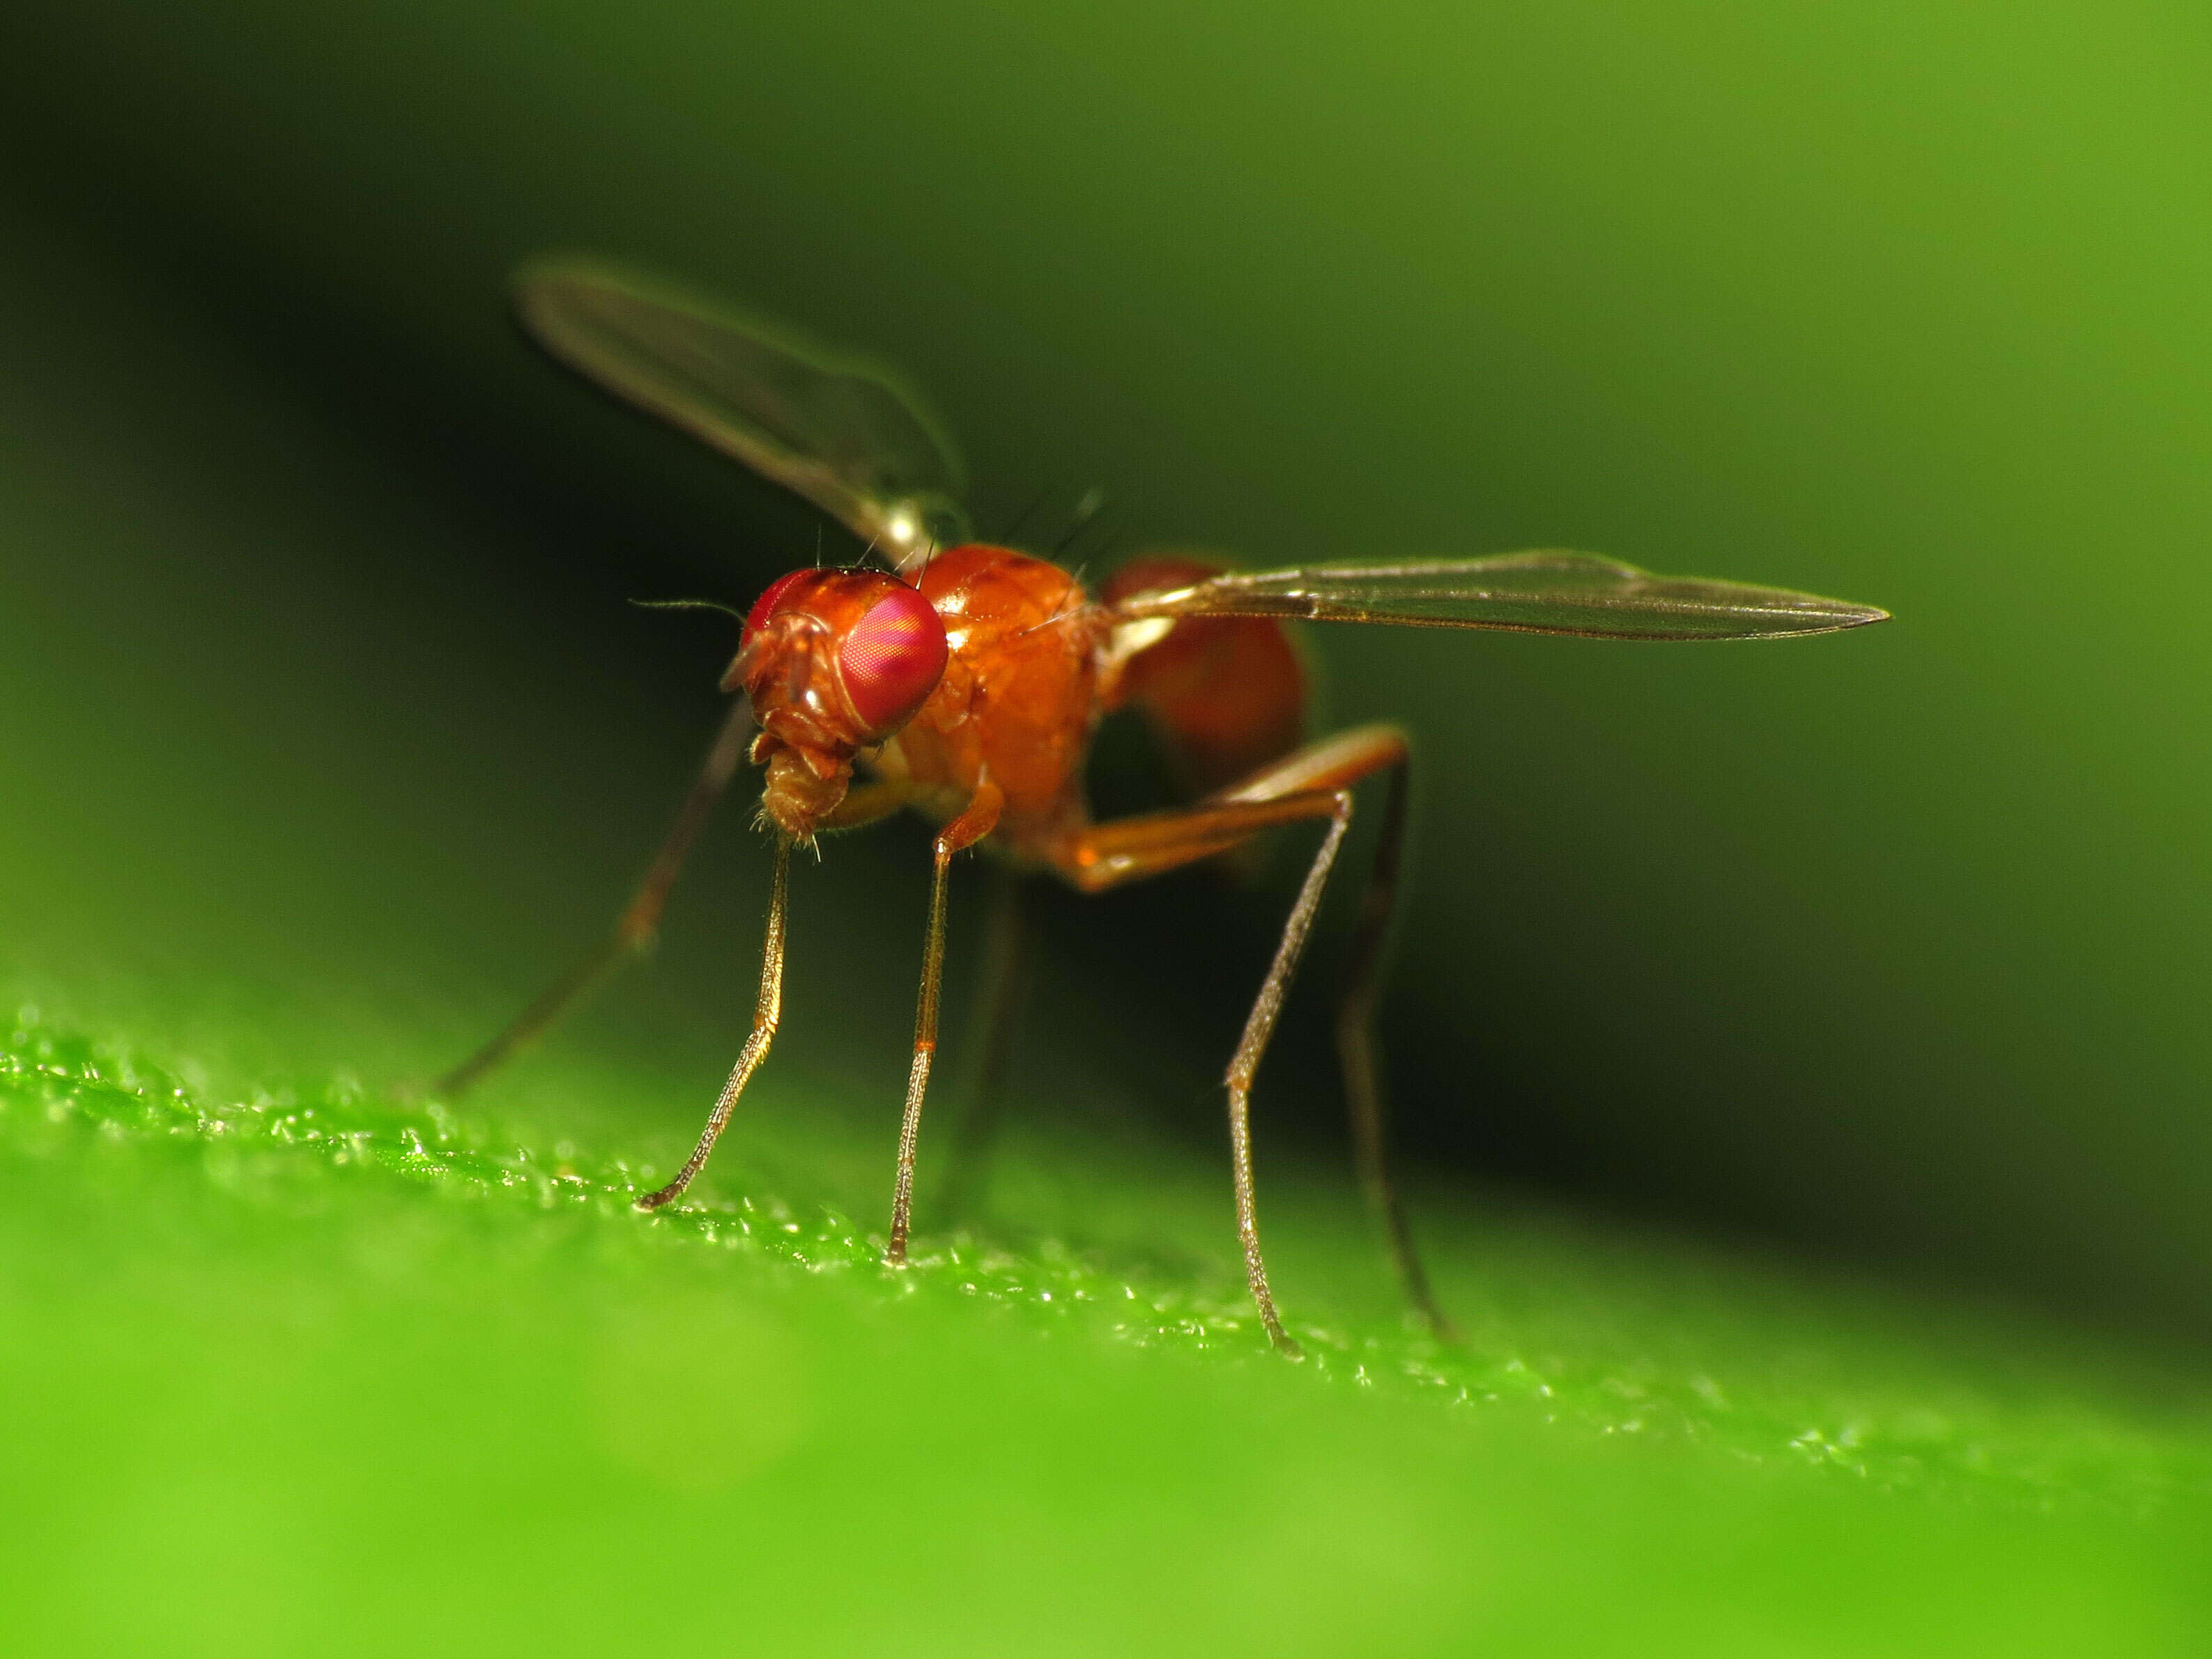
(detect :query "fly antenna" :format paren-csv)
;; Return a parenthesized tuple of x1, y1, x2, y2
(631, 597, 746, 620)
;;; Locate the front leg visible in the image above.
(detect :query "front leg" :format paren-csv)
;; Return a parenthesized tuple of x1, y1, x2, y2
(885, 777, 1005, 1264)
(636, 832, 792, 1211)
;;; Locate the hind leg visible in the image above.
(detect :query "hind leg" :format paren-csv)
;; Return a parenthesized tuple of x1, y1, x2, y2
(1051, 724, 1446, 1351)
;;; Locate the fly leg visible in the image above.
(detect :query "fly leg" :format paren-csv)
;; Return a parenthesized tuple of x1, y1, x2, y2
(1052, 724, 1446, 1352)
(1314, 750, 1453, 1340)
(1211, 726, 1451, 1337)
(432, 698, 755, 1098)
(633, 777, 911, 1213)
(636, 834, 791, 1210)
(885, 778, 1006, 1264)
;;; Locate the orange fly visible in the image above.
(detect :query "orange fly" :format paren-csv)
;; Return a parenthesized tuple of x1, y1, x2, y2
(433, 257, 1888, 1355)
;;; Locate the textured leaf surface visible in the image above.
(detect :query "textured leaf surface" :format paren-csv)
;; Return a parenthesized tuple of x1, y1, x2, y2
(3, 1011, 2210, 1657)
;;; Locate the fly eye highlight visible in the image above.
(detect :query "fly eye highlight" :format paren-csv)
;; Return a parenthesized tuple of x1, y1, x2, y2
(839, 585, 947, 734)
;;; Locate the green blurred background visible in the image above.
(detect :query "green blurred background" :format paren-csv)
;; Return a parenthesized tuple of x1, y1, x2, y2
(3, 1, 2210, 1653)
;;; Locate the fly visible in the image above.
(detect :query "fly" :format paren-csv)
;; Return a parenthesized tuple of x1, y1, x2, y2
(432, 257, 1888, 1356)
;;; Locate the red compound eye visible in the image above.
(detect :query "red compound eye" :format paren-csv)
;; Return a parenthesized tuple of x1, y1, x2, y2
(839, 583, 948, 733)
(742, 570, 812, 645)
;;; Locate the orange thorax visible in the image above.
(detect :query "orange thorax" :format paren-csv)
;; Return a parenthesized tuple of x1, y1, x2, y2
(875, 544, 1108, 860)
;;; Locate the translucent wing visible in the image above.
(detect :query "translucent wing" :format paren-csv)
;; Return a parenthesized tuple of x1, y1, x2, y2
(1105, 550, 1887, 640)
(512, 254, 969, 567)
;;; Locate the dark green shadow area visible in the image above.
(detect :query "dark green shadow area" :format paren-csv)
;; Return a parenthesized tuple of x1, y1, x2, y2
(8, 0, 2212, 1331)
